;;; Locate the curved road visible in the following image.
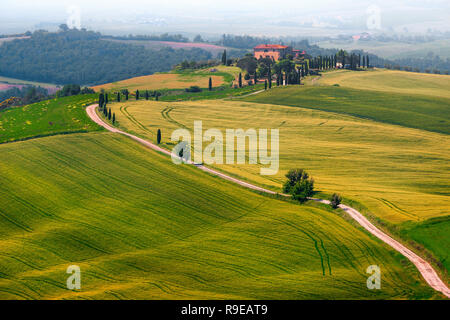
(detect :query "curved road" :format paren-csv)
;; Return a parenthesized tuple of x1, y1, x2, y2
(87, 104, 450, 298)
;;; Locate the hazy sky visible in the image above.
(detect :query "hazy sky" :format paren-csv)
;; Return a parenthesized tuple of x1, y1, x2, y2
(1, 0, 449, 35)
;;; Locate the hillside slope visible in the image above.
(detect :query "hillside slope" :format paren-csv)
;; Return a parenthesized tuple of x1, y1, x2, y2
(0, 95, 100, 143)
(0, 132, 435, 299)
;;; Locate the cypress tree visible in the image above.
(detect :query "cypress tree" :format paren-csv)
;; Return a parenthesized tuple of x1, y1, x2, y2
(136, 90, 140, 100)
(208, 77, 212, 91)
(157, 129, 162, 144)
(238, 73, 242, 88)
(108, 108, 111, 120)
(268, 67, 272, 89)
(264, 80, 267, 90)
(145, 90, 149, 100)
(222, 50, 227, 65)
(105, 93, 109, 104)
(117, 92, 120, 102)
(112, 113, 116, 124)
(124, 90, 129, 100)
(98, 93, 104, 109)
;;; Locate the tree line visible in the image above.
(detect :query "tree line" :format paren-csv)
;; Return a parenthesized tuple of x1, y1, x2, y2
(0, 28, 212, 86)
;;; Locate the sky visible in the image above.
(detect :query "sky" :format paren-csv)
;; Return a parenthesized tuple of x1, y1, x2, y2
(1, 0, 449, 36)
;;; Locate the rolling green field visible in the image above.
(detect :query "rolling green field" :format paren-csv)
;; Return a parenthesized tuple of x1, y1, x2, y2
(107, 69, 450, 277)
(401, 216, 450, 272)
(244, 84, 450, 135)
(0, 95, 100, 143)
(0, 68, 448, 299)
(109, 99, 450, 224)
(0, 132, 435, 299)
(315, 69, 450, 99)
(92, 66, 237, 93)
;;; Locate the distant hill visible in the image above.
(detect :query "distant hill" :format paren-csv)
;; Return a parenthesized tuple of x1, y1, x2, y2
(0, 29, 212, 86)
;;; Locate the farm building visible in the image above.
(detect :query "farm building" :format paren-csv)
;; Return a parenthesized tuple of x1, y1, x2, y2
(254, 44, 305, 61)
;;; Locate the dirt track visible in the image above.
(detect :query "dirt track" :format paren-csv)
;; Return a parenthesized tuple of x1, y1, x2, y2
(86, 104, 450, 298)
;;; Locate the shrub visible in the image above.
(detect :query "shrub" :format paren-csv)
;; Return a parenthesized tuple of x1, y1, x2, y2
(185, 86, 202, 93)
(283, 169, 314, 203)
(330, 193, 342, 209)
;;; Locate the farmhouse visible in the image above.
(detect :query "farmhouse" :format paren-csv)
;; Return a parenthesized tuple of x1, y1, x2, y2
(254, 44, 305, 61)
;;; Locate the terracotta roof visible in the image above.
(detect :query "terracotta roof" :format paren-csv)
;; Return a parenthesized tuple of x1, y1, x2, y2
(254, 44, 289, 50)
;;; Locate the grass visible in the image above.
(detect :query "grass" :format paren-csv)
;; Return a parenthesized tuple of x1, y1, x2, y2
(0, 132, 435, 299)
(92, 66, 240, 93)
(92, 73, 225, 92)
(109, 99, 450, 226)
(244, 85, 450, 135)
(0, 95, 101, 143)
(400, 216, 450, 273)
(315, 69, 450, 99)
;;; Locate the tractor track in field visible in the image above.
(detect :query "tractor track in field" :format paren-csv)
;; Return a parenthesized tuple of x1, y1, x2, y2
(86, 104, 450, 299)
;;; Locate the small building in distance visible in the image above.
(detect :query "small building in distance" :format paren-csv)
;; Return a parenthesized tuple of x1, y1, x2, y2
(254, 44, 305, 61)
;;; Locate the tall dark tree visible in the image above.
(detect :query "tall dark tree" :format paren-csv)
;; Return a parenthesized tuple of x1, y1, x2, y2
(208, 77, 212, 91)
(136, 90, 140, 100)
(108, 108, 112, 120)
(145, 90, 149, 100)
(268, 66, 272, 89)
(238, 73, 242, 88)
(157, 129, 162, 144)
(221, 50, 227, 65)
(98, 93, 104, 109)
(264, 80, 267, 90)
(366, 55, 370, 68)
(117, 92, 121, 102)
(112, 113, 116, 124)
(253, 72, 257, 84)
(105, 93, 109, 104)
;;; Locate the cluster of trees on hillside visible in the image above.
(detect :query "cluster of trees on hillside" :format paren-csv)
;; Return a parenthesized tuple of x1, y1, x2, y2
(216, 34, 450, 73)
(0, 83, 95, 107)
(0, 27, 212, 86)
(0, 86, 50, 105)
(386, 55, 450, 74)
(177, 59, 220, 70)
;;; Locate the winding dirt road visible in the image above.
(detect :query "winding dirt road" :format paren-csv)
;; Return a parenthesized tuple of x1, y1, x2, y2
(86, 104, 450, 298)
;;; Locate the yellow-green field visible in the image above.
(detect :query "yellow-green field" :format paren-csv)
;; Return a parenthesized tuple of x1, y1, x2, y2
(92, 73, 224, 92)
(316, 69, 450, 99)
(109, 100, 450, 224)
(0, 133, 433, 299)
(92, 66, 240, 92)
(107, 69, 450, 275)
